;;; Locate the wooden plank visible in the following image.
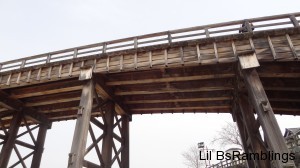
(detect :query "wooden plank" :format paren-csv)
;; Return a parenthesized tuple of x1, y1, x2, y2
(128, 100, 230, 109)
(58, 64, 63, 78)
(107, 73, 234, 86)
(47, 67, 52, 80)
(10, 79, 84, 99)
(231, 41, 237, 59)
(25, 91, 81, 106)
(213, 42, 219, 62)
(36, 68, 42, 81)
(124, 97, 231, 104)
(106, 56, 110, 72)
(196, 44, 201, 63)
(123, 90, 231, 101)
(164, 49, 168, 67)
(68, 63, 74, 77)
(16, 72, 21, 85)
(120, 55, 124, 71)
(249, 38, 255, 50)
(285, 34, 298, 59)
(134, 53, 138, 69)
(115, 86, 233, 95)
(180, 47, 184, 65)
(131, 106, 230, 111)
(6, 74, 11, 86)
(149, 51, 153, 68)
(267, 36, 277, 60)
(131, 108, 231, 114)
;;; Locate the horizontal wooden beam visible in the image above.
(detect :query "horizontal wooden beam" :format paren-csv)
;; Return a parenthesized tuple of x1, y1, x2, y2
(127, 100, 230, 109)
(24, 91, 82, 106)
(259, 73, 300, 78)
(0, 90, 23, 111)
(131, 106, 230, 111)
(0, 90, 50, 126)
(94, 75, 130, 117)
(117, 78, 232, 91)
(107, 74, 234, 86)
(9, 79, 84, 99)
(23, 108, 52, 127)
(123, 90, 231, 101)
(124, 97, 232, 104)
(115, 87, 233, 96)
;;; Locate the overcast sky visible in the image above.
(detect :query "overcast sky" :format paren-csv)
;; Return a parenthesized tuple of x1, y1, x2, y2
(0, 1, 300, 168)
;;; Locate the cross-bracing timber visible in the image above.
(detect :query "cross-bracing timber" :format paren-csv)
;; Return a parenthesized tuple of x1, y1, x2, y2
(0, 12, 299, 168)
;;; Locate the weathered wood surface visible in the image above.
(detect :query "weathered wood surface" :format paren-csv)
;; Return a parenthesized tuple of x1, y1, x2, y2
(0, 13, 299, 126)
(0, 12, 299, 73)
(0, 29, 300, 89)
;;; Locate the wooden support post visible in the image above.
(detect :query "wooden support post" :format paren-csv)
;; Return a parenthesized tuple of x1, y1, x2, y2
(241, 68, 296, 167)
(102, 101, 115, 168)
(121, 116, 130, 168)
(68, 80, 94, 168)
(0, 112, 23, 168)
(238, 95, 270, 168)
(234, 113, 256, 168)
(31, 123, 49, 168)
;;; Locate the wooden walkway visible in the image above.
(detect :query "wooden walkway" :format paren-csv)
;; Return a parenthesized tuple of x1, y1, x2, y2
(0, 12, 299, 126)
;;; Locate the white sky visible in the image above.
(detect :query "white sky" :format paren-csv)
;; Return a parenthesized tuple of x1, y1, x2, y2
(0, 1, 300, 168)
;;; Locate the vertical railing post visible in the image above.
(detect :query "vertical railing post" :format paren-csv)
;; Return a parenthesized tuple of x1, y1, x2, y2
(73, 49, 78, 58)
(244, 20, 253, 33)
(46, 54, 51, 63)
(20, 59, 26, 68)
(290, 15, 299, 27)
(133, 37, 138, 49)
(167, 31, 172, 45)
(103, 43, 107, 54)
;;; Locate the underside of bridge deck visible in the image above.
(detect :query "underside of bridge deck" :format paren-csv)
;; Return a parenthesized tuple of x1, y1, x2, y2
(0, 12, 299, 168)
(0, 61, 299, 127)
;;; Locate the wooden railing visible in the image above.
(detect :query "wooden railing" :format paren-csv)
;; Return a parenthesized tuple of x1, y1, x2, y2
(209, 159, 246, 168)
(0, 12, 299, 72)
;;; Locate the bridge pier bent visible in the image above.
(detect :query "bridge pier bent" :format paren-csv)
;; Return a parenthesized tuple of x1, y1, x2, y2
(232, 52, 296, 168)
(0, 111, 51, 168)
(68, 68, 131, 168)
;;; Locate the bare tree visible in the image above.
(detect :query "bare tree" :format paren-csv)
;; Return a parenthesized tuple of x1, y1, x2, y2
(211, 122, 242, 149)
(182, 145, 204, 168)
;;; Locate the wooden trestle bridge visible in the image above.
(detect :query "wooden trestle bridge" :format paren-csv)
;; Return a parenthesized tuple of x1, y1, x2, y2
(0, 12, 300, 168)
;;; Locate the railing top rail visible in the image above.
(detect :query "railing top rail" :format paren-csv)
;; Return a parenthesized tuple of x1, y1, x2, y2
(1, 12, 299, 72)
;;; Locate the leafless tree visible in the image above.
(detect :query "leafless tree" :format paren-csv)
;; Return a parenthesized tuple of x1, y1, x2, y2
(211, 122, 242, 149)
(182, 145, 204, 168)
